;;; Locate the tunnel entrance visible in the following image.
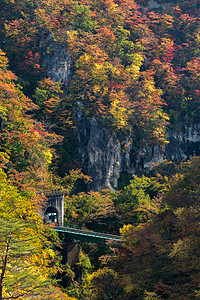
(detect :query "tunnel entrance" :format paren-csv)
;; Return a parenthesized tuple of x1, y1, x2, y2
(38, 191, 64, 226)
(44, 206, 58, 224)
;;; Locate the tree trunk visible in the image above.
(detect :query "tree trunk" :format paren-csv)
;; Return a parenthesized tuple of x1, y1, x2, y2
(0, 239, 10, 300)
(0, 270, 4, 300)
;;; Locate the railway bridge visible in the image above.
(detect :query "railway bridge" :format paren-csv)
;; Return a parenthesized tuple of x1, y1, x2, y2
(38, 189, 121, 243)
(38, 189, 121, 266)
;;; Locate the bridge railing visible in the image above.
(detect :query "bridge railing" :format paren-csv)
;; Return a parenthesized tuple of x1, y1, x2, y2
(64, 223, 79, 229)
(62, 223, 120, 237)
(54, 226, 121, 242)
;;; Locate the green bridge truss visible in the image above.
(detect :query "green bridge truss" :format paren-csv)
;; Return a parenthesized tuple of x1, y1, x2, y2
(54, 226, 122, 244)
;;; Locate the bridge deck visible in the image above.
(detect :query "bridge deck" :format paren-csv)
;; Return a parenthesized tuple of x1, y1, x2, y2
(54, 226, 121, 243)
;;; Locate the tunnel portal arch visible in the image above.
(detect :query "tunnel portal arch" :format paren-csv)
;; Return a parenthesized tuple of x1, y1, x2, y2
(44, 206, 59, 224)
(39, 191, 64, 226)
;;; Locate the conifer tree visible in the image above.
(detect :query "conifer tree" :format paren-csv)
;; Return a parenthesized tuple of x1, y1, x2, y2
(0, 219, 52, 300)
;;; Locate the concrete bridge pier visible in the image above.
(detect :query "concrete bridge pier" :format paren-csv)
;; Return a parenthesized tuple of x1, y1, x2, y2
(65, 241, 80, 267)
(60, 239, 80, 287)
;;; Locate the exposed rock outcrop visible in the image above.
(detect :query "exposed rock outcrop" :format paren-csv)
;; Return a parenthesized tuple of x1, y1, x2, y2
(146, 0, 172, 10)
(87, 118, 121, 191)
(42, 43, 200, 191)
(43, 41, 71, 88)
(165, 123, 200, 161)
(75, 108, 121, 191)
(76, 114, 200, 191)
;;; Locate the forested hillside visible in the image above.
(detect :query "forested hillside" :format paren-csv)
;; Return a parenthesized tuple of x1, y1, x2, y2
(0, 0, 200, 299)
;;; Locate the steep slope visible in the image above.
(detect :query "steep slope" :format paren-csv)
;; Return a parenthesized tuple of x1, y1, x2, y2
(0, 0, 200, 189)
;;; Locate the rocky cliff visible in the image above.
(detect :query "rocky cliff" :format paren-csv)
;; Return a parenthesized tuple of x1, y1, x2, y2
(76, 112, 200, 191)
(42, 40, 72, 88)
(43, 44, 200, 191)
(75, 109, 122, 191)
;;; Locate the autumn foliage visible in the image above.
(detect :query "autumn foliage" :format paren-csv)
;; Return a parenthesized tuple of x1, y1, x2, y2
(0, 0, 200, 298)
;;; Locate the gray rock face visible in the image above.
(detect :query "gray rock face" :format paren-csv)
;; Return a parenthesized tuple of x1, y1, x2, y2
(165, 123, 200, 161)
(76, 114, 200, 190)
(75, 104, 90, 169)
(87, 118, 121, 191)
(148, 0, 161, 9)
(43, 42, 71, 88)
(127, 124, 200, 175)
(147, 0, 171, 10)
(75, 109, 121, 191)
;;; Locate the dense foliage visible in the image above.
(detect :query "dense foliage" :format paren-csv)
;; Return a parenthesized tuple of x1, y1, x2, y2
(0, 0, 200, 299)
(1, 0, 200, 154)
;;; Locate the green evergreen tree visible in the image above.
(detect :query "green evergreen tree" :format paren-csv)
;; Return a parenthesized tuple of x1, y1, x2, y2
(0, 219, 52, 300)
